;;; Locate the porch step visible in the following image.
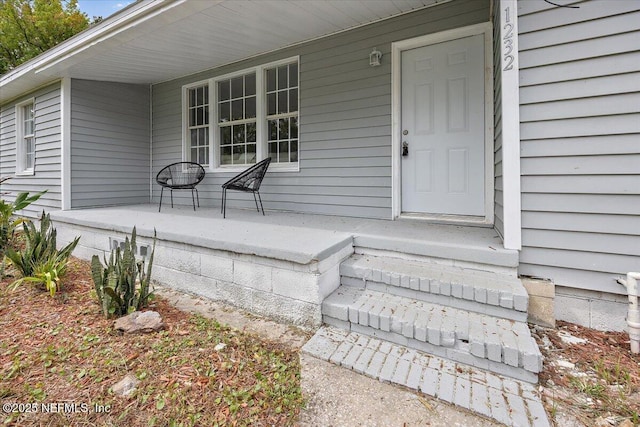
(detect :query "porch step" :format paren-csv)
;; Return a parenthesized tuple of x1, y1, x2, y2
(322, 286, 542, 383)
(340, 254, 528, 322)
(302, 326, 550, 427)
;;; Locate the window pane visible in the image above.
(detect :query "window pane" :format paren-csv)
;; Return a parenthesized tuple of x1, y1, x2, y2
(267, 93, 276, 116)
(221, 145, 232, 165)
(290, 116, 298, 138)
(189, 89, 197, 107)
(279, 141, 289, 163)
(204, 106, 209, 125)
(219, 81, 230, 101)
(279, 118, 289, 139)
(289, 63, 298, 87)
(290, 140, 298, 162)
(231, 99, 243, 120)
(197, 107, 204, 126)
(233, 144, 245, 165)
(196, 87, 203, 106)
(268, 120, 277, 141)
(245, 73, 256, 96)
(199, 147, 206, 164)
(220, 126, 231, 144)
(198, 128, 206, 145)
(247, 143, 256, 163)
(190, 129, 198, 146)
(269, 142, 277, 161)
(219, 102, 230, 122)
(204, 87, 209, 104)
(191, 147, 197, 162)
(267, 68, 276, 92)
(189, 108, 196, 126)
(277, 90, 287, 114)
(277, 65, 288, 90)
(233, 124, 245, 144)
(246, 122, 256, 142)
(245, 96, 256, 119)
(289, 88, 298, 112)
(231, 76, 243, 99)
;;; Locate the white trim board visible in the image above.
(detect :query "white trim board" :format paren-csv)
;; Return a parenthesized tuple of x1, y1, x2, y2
(60, 77, 71, 210)
(498, 0, 521, 250)
(391, 22, 495, 225)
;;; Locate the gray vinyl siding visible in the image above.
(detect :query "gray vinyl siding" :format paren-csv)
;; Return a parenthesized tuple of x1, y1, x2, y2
(70, 79, 150, 208)
(0, 83, 62, 217)
(492, 0, 504, 238)
(517, 0, 640, 295)
(151, 0, 490, 219)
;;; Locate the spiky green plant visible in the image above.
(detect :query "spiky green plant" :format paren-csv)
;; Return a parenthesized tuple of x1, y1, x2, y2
(6, 211, 79, 278)
(0, 189, 46, 265)
(91, 227, 156, 318)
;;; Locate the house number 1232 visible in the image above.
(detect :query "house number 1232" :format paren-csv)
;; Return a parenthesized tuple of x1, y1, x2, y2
(503, 6, 514, 71)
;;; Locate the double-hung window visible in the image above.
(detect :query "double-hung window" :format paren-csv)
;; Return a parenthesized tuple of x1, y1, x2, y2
(217, 72, 257, 166)
(266, 62, 298, 164)
(183, 57, 299, 172)
(186, 85, 210, 165)
(16, 99, 35, 175)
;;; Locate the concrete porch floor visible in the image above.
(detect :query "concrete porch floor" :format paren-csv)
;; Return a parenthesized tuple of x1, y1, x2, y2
(50, 204, 517, 269)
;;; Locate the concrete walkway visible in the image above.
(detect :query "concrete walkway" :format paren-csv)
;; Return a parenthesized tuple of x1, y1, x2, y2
(156, 286, 504, 426)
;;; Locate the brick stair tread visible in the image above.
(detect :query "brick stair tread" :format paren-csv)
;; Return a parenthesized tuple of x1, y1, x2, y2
(323, 286, 542, 374)
(340, 254, 528, 312)
(302, 325, 550, 427)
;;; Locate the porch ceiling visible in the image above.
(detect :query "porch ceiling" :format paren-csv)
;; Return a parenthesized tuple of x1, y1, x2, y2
(1, 0, 446, 104)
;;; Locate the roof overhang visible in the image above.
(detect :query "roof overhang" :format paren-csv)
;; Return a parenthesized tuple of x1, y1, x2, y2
(0, 0, 447, 104)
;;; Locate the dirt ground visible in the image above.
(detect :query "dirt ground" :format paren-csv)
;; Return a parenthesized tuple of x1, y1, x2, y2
(532, 321, 640, 427)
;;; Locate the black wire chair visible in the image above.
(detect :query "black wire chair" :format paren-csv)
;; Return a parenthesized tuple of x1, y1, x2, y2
(156, 162, 205, 212)
(221, 157, 271, 218)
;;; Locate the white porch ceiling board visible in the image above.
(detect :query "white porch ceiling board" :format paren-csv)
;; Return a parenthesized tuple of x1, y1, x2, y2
(1, 0, 444, 103)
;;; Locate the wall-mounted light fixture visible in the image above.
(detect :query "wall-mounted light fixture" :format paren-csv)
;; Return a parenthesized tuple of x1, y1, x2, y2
(369, 48, 382, 67)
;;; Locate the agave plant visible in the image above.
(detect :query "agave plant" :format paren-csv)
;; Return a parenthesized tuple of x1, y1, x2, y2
(91, 227, 156, 318)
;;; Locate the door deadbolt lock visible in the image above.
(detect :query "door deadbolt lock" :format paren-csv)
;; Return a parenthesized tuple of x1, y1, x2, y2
(402, 141, 409, 156)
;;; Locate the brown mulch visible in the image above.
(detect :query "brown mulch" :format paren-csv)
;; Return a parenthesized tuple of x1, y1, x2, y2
(0, 258, 304, 426)
(534, 321, 640, 426)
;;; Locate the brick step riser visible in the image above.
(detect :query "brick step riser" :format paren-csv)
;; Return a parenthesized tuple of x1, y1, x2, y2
(323, 315, 538, 384)
(329, 301, 540, 375)
(321, 291, 542, 376)
(340, 275, 528, 323)
(340, 264, 528, 314)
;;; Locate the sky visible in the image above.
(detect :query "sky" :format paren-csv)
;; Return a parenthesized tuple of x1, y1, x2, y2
(77, 0, 133, 20)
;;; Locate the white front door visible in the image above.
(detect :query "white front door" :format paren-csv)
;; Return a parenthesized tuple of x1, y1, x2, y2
(401, 34, 485, 216)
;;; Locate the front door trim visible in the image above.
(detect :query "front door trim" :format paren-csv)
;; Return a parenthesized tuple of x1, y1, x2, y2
(391, 22, 494, 224)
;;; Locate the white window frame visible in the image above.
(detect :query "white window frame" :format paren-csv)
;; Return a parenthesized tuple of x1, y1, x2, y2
(181, 56, 300, 173)
(15, 98, 35, 176)
(181, 79, 212, 167)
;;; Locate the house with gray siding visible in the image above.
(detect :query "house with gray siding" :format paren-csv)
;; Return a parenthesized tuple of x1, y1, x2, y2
(1, 0, 637, 423)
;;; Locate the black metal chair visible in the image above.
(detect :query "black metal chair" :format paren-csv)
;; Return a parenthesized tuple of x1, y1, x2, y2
(156, 162, 205, 212)
(221, 157, 271, 218)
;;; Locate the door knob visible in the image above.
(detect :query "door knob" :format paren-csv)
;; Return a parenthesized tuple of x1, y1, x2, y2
(402, 141, 409, 156)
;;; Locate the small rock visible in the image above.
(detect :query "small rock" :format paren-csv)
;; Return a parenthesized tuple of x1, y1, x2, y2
(114, 311, 165, 334)
(558, 330, 588, 345)
(214, 342, 227, 351)
(112, 374, 139, 397)
(554, 359, 575, 369)
(618, 419, 634, 427)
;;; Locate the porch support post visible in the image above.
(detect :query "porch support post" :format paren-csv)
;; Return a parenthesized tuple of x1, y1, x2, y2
(60, 77, 71, 211)
(498, 0, 522, 250)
